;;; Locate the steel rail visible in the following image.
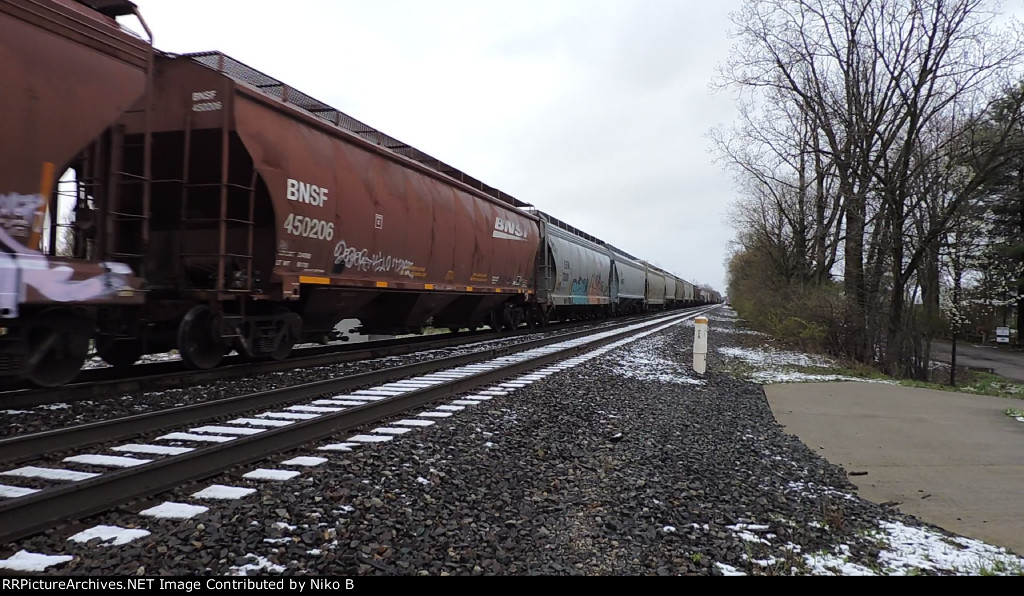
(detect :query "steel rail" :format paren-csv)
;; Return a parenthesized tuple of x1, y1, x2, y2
(0, 315, 638, 409)
(0, 310, 704, 465)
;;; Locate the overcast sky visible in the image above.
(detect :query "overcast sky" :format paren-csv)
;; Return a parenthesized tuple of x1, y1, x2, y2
(123, 0, 1023, 294)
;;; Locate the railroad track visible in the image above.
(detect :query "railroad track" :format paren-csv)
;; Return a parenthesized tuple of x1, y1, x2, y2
(0, 306, 717, 545)
(0, 315, 651, 409)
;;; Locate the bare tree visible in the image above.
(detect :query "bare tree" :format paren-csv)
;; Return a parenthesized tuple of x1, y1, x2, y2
(716, 0, 1024, 375)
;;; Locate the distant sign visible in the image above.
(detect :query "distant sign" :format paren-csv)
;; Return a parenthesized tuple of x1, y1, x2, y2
(997, 327, 1011, 336)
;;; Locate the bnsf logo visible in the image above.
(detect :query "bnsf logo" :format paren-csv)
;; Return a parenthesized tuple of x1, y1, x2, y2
(287, 179, 330, 207)
(493, 217, 528, 242)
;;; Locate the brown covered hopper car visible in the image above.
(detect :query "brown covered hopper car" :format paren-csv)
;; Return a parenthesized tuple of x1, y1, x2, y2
(0, 0, 150, 387)
(105, 52, 540, 370)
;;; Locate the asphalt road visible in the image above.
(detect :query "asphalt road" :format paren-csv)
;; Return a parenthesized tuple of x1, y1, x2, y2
(931, 341, 1024, 383)
(767, 382, 1024, 556)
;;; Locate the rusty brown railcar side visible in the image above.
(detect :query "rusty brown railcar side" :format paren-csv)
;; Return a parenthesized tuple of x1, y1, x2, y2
(0, 0, 151, 387)
(0, 0, 148, 249)
(115, 52, 539, 346)
(232, 94, 539, 292)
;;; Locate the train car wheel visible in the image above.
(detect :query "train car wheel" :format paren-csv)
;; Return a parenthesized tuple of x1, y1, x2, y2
(488, 311, 503, 332)
(178, 305, 226, 370)
(271, 340, 295, 361)
(501, 307, 516, 332)
(232, 320, 259, 360)
(23, 314, 91, 388)
(270, 310, 301, 361)
(96, 336, 143, 368)
(510, 309, 524, 330)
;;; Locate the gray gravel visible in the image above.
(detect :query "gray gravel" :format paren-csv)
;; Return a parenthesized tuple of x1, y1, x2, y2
(2, 310, 961, 575)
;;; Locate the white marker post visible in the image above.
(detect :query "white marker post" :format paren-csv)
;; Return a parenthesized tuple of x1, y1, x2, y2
(694, 316, 708, 375)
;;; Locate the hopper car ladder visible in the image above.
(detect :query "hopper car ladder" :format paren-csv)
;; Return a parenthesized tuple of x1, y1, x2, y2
(177, 84, 256, 297)
(68, 124, 149, 273)
(107, 124, 150, 276)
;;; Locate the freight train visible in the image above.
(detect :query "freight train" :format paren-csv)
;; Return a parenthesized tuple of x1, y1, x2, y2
(0, 0, 722, 388)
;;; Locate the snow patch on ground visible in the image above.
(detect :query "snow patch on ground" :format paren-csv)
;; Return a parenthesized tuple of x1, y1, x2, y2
(281, 457, 328, 467)
(243, 469, 301, 481)
(64, 454, 152, 468)
(876, 521, 1024, 576)
(710, 326, 769, 337)
(706, 314, 742, 324)
(715, 335, 895, 386)
(112, 444, 194, 456)
(192, 485, 257, 500)
(802, 545, 877, 576)
(606, 338, 704, 385)
(718, 346, 834, 368)
(1, 466, 98, 482)
(750, 370, 897, 385)
(68, 525, 150, 546)
(721, 518, 1024, 575)
(715, 562, 747, 576)
(138, 502, 208, 520)
(0, 484, 38, 498)
(228, 554, 286, 576)
(38, 403, 72, 410)
(0, 550, 73, 571)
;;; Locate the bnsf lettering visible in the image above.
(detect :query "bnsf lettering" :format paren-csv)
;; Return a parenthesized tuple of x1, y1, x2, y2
(191, 90, 222, 113)
(493, 217, 528, 241)
(192, 101, 222, 113)
(287, 179, 330, 208)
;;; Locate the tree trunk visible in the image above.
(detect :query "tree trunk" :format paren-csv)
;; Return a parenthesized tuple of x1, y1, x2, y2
(844, 190, 867, 362)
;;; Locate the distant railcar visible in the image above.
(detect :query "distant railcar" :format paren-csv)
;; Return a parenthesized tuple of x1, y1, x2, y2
(608, 248, 646, 315)
(644, 264, 667, 310)
(673, 276, 687, 306)
(681, 280, 696, 306)
(664, 275, 678, 309)
(533, 214, 611, 324)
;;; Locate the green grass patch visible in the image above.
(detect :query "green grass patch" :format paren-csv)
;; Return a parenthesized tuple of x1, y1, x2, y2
(900, 372, 1024, 400)
(806, 362, 894, 382)
(957, 557, 1024, 576)
(789, 365, 845, 376)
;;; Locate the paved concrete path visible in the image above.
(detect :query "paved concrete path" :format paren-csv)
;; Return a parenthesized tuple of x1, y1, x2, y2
(765, 382, 1024, 555)
(931, 341, 1024, 383)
